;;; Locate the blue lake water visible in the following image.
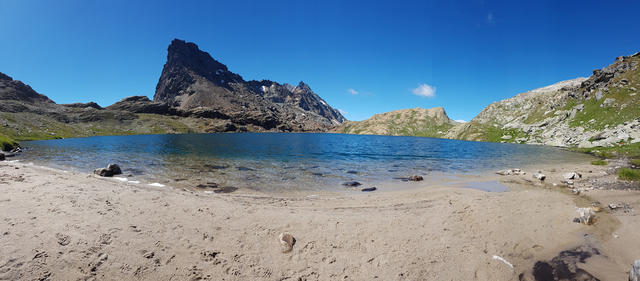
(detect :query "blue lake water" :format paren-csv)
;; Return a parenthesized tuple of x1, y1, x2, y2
(20, 133, 593, 192)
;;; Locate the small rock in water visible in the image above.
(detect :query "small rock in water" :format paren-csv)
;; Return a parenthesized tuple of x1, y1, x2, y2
(346, 170, 359, 174)
(408, 175, 423, 182)
(533, 173, 546, 181)
(0, 153, 5, 161)
(278, 232, 295, 253)
(630, 259, 640, 281)
(237, 166, 255, 171)
(361, 187, 377, 192)
(204, 164, 228, 170)
(563, 172, 582, 180)
(342, 181, 362, 187)
(106, 164, 122, 175)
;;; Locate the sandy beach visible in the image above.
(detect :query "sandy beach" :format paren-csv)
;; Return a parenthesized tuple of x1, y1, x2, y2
(0, 159, 638, 281)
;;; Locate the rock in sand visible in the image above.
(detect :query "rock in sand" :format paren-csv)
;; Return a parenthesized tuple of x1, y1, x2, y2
(533, 173, 546, 181)
(408, 175, 423, 181)
(361, 187, 377, 192)
(342, 181, 362, 187)
(496, 169, 525, 176)
(563, 172, 582, 180)
(278, 232, 295, 253)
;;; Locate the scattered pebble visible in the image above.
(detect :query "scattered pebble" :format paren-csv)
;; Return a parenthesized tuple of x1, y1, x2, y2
(533, 173, 546, 181)
(342, 181, 362, 187)
(408, 175, 423, 182)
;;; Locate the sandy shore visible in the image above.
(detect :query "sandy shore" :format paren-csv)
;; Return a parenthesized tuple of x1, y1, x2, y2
(0, 160, 638, 280)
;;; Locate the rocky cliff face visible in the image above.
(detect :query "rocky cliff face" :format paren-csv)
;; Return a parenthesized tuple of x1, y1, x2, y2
(153, 39, 345, 131)
(337, 107, 458, 138)
(0, 72, 55, 113)
(446, 52, 640, 147)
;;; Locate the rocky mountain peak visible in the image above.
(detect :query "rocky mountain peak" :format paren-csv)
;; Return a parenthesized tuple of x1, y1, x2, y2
(165, 39, 233, 77)
(295, 81, 312, 93)
(0, 72, 53, 104)
(0, 72, 12, 81)
(153, 39, 346, 130)
(154, 39, 243, 103)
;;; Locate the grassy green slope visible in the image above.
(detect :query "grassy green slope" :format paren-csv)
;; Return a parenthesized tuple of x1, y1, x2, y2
(0, 133, 19, 151)
(0, 112, 200, 143)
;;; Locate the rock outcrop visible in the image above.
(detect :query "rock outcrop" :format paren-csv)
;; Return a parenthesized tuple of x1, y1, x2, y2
(0, 72, 54, 105)
(106, 96, 172, 115)
(337, 107, 458, 138)
(153, 39, 345, 131)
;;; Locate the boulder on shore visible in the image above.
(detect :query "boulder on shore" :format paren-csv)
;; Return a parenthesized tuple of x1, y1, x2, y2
(93, 163, 123, 177)
(563, 172, 582, 180)
(408, 175, 424, 182)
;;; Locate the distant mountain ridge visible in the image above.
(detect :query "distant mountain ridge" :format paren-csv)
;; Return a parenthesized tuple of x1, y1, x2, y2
(1, 41, 638, 149)
(337, 107, 459, 138)
(340, 52, 640, 148)
(0, 39, 347, 142)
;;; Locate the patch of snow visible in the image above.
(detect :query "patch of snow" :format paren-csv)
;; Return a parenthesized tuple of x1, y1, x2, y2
(260, 86, 267, 92)
(113, 177, 128, 182)
(454, 120, 467, 123)
(216, 69, 224, 75)
(320, 100, 327, 106)
(148, 183, 165, 187)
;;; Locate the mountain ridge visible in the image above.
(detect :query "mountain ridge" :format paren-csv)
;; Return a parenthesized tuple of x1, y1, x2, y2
(337, 107, 459, 138)
(0, 39, 347, 144)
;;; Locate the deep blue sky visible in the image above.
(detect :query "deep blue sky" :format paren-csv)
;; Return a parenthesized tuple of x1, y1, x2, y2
(1, 0, 639, 121)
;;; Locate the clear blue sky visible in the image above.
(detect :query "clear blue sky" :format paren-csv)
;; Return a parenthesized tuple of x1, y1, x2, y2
(1, 0, 639, 121)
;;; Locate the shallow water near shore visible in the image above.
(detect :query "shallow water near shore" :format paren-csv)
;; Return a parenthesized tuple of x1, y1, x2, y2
(21, 133, 593, 192)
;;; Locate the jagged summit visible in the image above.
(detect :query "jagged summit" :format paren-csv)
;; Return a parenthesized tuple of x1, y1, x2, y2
(153, 39, 345, 130)
(154, 39, 243, 103)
